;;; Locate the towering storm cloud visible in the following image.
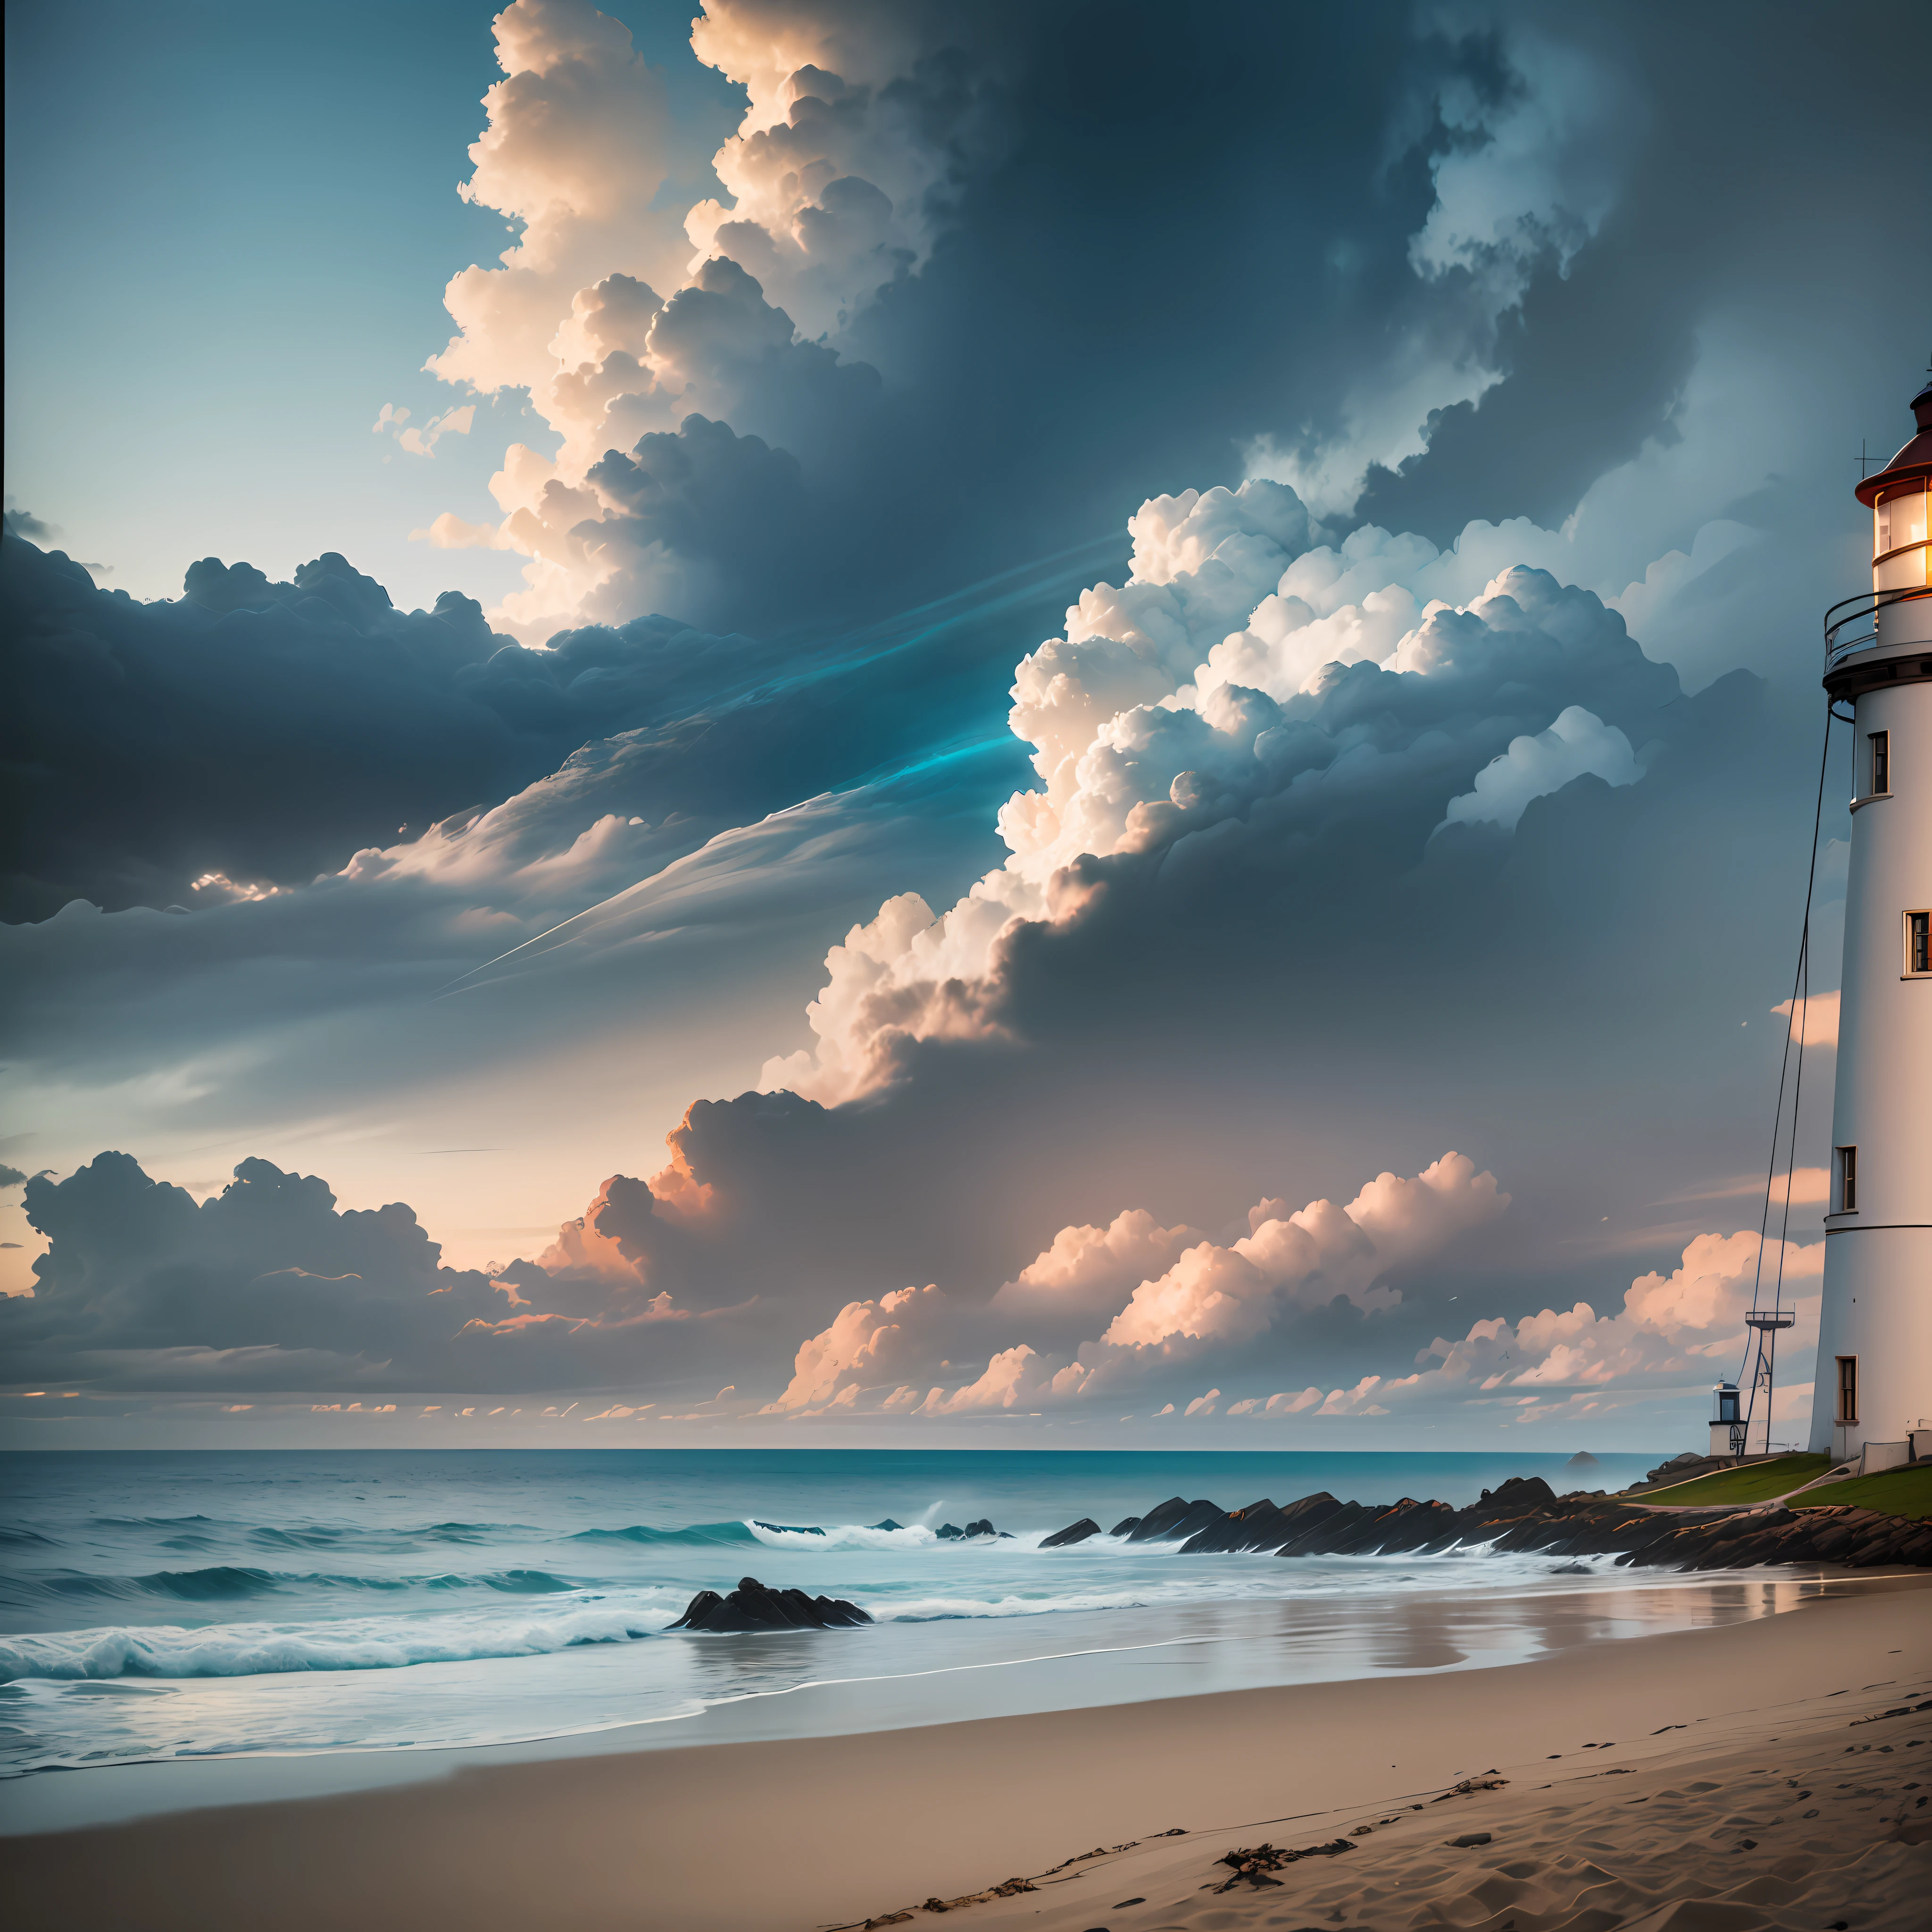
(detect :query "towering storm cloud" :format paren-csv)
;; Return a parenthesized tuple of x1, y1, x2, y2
(2, 0, 1924, 1446)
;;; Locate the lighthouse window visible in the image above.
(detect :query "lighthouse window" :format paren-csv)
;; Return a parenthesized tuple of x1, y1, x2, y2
(1869, 730, 1890, 795)
(1877, 483, 1927, 554)
(1908, 910, 1932, 976)
(1836, 1144, 1857, 1214)
(1836, 1356, 1858, 1425)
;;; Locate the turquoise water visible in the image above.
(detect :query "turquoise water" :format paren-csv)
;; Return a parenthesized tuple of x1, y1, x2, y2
(0, 1446, 1800, 1782)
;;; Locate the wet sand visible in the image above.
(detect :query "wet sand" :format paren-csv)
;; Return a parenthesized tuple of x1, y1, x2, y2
(4, 1576, 1928, 1932)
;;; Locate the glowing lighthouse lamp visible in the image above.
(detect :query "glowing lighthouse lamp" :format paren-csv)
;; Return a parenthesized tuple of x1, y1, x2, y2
(1809, 378, 1932, 1471)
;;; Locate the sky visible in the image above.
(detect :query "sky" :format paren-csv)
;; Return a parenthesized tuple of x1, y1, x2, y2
(3, 0, 1928, 1453)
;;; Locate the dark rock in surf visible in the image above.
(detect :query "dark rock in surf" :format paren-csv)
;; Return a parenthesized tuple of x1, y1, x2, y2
(1180, 1499, 1284, 1553)
(1176, 1493, 1349, 1554)
(1120, 1496, 1188, 1540)
(964, 1518, 997, 1538)
(936, 1523, 965, 1539)
(1042, 1518, 1102, 1548)
(1124, 1497, 1224, 1543)
(668, 1575, 872, 1632)
(870, 1519, 904, 1532)
(1080, 1478, 1932, 1573)
(1108, 1516, 1141, 1537)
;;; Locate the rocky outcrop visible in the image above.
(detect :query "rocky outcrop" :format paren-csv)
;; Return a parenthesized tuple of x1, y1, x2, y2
(1123, 1497, 1225, 1543)
(1177, 1499, 1289, 1553)
(1041, 1477, 1932, 1572)
(668, 1576, 872, 1632)
(1621, 1453, 1727, 1492)
(937, 1518, 1006, 1540)
(1041, 1518, 1101, 1548)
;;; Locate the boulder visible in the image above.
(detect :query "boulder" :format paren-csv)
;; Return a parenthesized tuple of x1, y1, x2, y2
(1182, 1500, 1299, 1553)
(1122, 1496, 1190, 1541)
(936, 1523, 965, 1539)
(1125, 1497, 1224, 1543)
(964, 1518, 997, 1538)
(667, 1576, 872, 1632)
(1108, 1516, 1142, 1537)
(1042, 1518, 1102, 1548)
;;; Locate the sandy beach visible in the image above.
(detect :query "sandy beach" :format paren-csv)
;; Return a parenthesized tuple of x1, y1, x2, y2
(5, 1574, 1928, 1932)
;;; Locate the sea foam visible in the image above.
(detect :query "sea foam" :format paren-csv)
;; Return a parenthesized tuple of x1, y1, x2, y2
(0, 1589, 692, 1683)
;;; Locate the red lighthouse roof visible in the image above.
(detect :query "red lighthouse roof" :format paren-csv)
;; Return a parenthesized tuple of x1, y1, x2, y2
(1855, 378, 1932, 508)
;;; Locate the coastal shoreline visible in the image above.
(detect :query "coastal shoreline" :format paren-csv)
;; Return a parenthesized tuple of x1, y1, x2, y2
(5, 1573, 1928, 1932)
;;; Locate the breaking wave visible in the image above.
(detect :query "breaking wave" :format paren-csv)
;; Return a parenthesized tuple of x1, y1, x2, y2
(0, 1590, 693, 1683)
(569, 1520, 759, 1548)
(568, 1519, 949, 1550)
(747, 1521, 943, 1551)
(0, 1566, 586, 1613)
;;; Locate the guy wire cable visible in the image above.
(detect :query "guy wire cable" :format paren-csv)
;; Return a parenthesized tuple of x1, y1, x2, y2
(1742, 694, 1836, 1381)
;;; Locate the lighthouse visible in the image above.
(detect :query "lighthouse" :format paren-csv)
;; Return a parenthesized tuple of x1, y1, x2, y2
(1809, 378, 1932, 1466)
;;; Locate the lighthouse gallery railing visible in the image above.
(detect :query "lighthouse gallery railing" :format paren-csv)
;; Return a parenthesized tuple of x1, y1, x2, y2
(1824, 564, 1930, 673)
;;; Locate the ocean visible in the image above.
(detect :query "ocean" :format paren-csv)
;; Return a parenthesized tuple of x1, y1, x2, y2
(0, 1447, 1835, 1795)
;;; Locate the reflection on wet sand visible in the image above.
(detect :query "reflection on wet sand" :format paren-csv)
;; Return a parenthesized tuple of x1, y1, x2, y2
(669, 1570, 1898, 1757)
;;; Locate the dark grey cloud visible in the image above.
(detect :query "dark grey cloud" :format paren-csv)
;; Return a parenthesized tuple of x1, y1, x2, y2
(19, 561, 1790, 1420)
(4, 537, 533, 921)
(9, 3, 1922, 924)
(2, 1152, 767, 1399)
(3, 500, 57, 541)
(4, 0, 1904, 1434)
(1, 527, 1075, 923)
(0, 524, 1836, 1418)
(585, 569, 1827, 1410)
(554, 1, 1925, 638)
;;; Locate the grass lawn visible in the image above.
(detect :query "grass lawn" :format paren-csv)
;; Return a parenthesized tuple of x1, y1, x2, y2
(1792, 1464, 1932, 1520)
(1632, 1454, 1833, 1507)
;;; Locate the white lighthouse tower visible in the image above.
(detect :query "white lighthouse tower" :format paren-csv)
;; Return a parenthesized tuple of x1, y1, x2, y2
(1809, 378, 1932, 1466)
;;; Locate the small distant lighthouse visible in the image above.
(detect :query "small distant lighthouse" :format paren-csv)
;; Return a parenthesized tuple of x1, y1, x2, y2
(1809, 378, 1932, 1466)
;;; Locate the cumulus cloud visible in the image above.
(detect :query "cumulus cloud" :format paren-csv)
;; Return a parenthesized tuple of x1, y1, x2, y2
(425, 0, 692, 407)
(762, 486, 1680, 1108)
(1098, 1155, 1505, 1352)
(1178, 1227, 1821, 1434)
(762, 1152, 1508, 1422)
(4, 499, 58, 541)
(684, 0, 1012, 333)
(0, 1149, 757, 1399)
(987, 1208, 1203, 1347)
(760, 1282, 949, 1412)
(1341, 1230, 1824, 1426)
(1438, 705, 1643, 833)
(375, 403, 476, 458)
(12, 5, 1914, 1449)
(411, 0, 1017, 640)
(1249, 26, 1638, 518)
(1, 534, 528, 917)
(0, 517, 1042, 919)
(1771, 988, 1838, 1050)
